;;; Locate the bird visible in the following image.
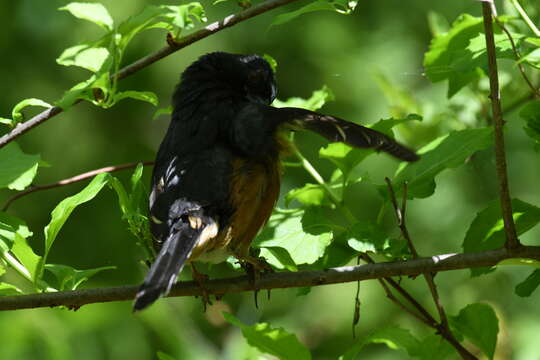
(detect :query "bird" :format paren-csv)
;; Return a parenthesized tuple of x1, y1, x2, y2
(133, 52, 419, 311)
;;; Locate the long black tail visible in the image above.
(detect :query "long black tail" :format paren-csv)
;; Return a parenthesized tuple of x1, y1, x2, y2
(133, 221, 201, 311)
(278, 107, 419, 162)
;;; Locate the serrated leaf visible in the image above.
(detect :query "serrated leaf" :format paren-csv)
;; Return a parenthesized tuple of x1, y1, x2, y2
(274, 85, 334, 111)
(114, 91, 158, 106)
(255, 212, 332, 268)
(0, 142, 41, 191)
(390, 127, 493, 199)
(41, 173, 110, 278)
(340, 325, 421, 360)
(44, 264, 115, 291)
(519, 100, 540, 152)
(424, 14, 520, 97)
(515, 269, 540, 297)
(450, 303, 498, 360)
(285, 183, 328, 207)
(60, 2, 113, 31)
(463, 199, 540, 276)
(11, 98, 52, 123)
(223, 312, 312, 360)
(57, 45, 110, 72)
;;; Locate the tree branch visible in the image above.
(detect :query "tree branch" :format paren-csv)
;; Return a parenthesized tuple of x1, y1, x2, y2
(481, 1, 520, 250)
(1, 246, 539, 311)
(0, 0, 302, 150)
(2, 161, 154, 211)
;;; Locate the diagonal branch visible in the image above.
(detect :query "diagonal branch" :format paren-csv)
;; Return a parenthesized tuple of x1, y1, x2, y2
(0, 0, 302, 150)
(2, 161, 154, 211)
(1, 246, 539, 311)
(481, 1, 520, 250)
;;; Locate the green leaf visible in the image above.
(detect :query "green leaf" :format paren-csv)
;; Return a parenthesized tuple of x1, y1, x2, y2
(515, 269, 540, 297)
(0, 117, 12, 126)
(11, 234, 41, 281)
(44, 264, 115, 291)
(340, 325, 421, 360)
(0, 212, 32, 252)
(427, 11, 450, 36)
(424, 14, 520, 97)
(0, 142, 41, 191)
(270, 0, 356, 27)
(156, 352, 176, 360)
(41, 173, 110, 278)
(223, 312, 312, 360)
(463, 199, 540, 276)
(519, 100, 540, 152)
(11, 98, 52, 124)
(263, 54, 278, 72)
(57, 45, 110, 72)
(0, 282, 23, 296)
(450, 303, 499, 360)
(152, 105, 173, 120)
(285, 183, 329, 207)
(347, 222, 387, 254)
(59, 2, 113, 31)
(390, 127, 493, 199)
(274, 85, 334, 111)
(114, 91, 158, 106)
(255, 212, 332, 269)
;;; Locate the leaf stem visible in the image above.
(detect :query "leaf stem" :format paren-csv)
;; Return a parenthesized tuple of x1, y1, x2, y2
(509, 0, 540, 37)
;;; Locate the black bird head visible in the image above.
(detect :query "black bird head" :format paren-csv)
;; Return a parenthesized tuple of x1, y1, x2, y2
(178, 52, 277, 105)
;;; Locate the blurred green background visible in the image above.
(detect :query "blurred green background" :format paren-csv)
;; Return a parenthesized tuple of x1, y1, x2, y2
(1, 0, 540, 359)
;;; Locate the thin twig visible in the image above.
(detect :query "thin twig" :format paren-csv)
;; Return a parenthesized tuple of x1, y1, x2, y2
(2, 161, 154, 211)
(1, 246, 539, 311)
(385, 179, 470, 358)
(509, 0, 540, 37)
(0, 0, 302, 149)
(493, 17, 540, 97)
(481, 1, 520, 250)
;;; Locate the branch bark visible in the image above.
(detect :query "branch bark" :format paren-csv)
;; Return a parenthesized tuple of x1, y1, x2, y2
(0, 0, 302, 150)
(481, 2, 520, 250)
(1, 246, 539, 311)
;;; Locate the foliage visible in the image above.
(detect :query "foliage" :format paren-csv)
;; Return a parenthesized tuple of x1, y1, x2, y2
(1, 0, 540, 359)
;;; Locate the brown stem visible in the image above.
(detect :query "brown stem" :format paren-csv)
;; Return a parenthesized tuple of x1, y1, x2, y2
(2, 161, 154, 211)
(1, 246, 539, 311)
(493, 17, 540, 98)
(481, 1, 520, 250)
(0, 0, 302, 150)
(385, 178, 470, 358)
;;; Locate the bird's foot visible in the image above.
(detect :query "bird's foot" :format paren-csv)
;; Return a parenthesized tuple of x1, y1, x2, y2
(234, 253, 273, 308)
(190, 263, 212, 311)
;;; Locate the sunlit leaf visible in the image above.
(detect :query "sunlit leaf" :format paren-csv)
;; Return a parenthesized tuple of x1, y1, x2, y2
(285, 183, 329, 207)
(255, 212, 332, 268)
(390, 127, 493, 199)
(11, 98, 52, 124)
(0, 282, 23, 296)
(450, 303, 498, 360)
(114, 91, 158, 106)
(59, 2, 114, 31)
(424, 14, 521, 97)
(0, 142, 41, 191)
(270, 0, 356, 27)
(11, 234, 41, 281)
(515, 269, 540, 297)
(463, 199, 540, 276)
(274, 85, 334, 111)
(224, 312, 312, 360)
(41, 173, 110, 278)
(57, 45, 110, 72)
(0, 212, 32, 252)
